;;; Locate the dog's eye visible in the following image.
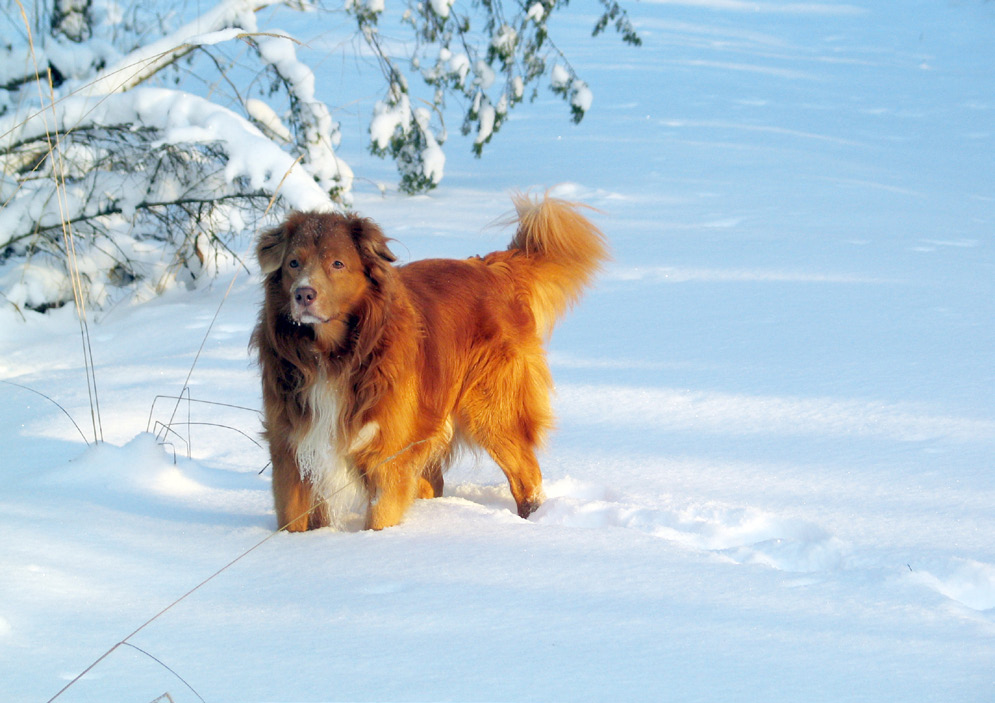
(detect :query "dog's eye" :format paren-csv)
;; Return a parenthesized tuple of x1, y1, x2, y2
(288, 259, 299, 269)
(332, 260, 345, 270)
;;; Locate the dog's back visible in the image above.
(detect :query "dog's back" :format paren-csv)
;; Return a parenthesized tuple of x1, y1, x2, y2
(398, 194, 608, 439)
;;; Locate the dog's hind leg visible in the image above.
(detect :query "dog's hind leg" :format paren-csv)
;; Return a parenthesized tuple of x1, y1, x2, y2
(484, 440, 545, 519)
(459, 359, 551, 519)
(458, 399, 546, 517)
(418, 421, 453, 499)
(419, 458, 445, 498)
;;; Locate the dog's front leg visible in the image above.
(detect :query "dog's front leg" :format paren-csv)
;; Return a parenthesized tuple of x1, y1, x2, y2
(270, 440, 321, 532)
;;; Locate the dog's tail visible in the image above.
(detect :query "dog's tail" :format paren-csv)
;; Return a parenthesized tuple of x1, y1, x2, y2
(508, 193, 609, 337)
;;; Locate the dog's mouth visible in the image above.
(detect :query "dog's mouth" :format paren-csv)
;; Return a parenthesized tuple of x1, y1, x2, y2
(292, 310, 330, 325)
(291, 307, 344, 326)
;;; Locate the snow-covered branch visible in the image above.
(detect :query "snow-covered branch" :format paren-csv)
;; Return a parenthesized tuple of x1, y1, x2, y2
(0, 85, 335, 310)
(1, 0, 345, 312)
(0, 0, 639, 312)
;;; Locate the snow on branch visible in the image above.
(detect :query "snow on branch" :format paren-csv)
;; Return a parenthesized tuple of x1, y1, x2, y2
(1, 85, 333, 310)
(249, 31, 353, 197)
(0, 0, 640, 313)
(1, 0, 344, 313)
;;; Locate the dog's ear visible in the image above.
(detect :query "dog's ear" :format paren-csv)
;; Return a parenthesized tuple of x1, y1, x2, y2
(257, 221, 290, 275)
(349, 216, 396, 265)
(347, 216, 396, 362)
(349, 216, 397, 292)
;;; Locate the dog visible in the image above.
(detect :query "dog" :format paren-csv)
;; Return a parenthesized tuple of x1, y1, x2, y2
(251, 194, 608, 531)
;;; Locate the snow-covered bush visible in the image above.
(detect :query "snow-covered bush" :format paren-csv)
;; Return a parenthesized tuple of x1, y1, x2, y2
(0, 0, 639, 312)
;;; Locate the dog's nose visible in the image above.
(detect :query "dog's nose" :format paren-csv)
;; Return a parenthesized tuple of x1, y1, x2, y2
(294, 286, 317, 306)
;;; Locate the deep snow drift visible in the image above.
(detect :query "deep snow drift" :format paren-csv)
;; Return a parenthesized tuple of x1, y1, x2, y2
(2, 1, 993, 701)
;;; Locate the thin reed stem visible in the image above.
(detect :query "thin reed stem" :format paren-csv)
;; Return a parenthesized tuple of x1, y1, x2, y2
(45, 69, 103, 443)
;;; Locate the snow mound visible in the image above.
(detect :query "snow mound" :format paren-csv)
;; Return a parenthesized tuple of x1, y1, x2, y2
(914, 559, 995, 612)
(39, 434, 269, 523)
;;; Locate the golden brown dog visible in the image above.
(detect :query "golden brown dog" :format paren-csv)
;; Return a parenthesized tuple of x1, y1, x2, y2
(251, 194, 608, 531)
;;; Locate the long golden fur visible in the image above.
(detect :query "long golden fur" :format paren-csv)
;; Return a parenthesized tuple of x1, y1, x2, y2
(251, 194, 608, 531)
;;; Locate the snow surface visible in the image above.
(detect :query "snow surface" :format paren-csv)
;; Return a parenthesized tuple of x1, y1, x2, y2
(2, 1, 994, 702)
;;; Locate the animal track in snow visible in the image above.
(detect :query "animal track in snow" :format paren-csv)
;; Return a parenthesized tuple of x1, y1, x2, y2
(533, 477, 849, 574)
(530, 477, 995, 613)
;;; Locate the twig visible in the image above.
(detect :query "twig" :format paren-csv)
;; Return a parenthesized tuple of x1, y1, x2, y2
(121, 643, 206, 703)
(1, 380, 90, 446)
(146, 395, 262, 434)
(43, 66, 104, 444)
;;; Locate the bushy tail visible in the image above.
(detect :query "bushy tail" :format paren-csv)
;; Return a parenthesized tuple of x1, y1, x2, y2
(508, 193, 609, 337)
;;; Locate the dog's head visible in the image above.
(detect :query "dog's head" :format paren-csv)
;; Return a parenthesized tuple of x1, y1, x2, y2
(257, 211, 396, 348)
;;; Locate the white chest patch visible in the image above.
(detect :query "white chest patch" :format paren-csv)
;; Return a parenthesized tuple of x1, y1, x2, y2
(295, 370, 366, 525)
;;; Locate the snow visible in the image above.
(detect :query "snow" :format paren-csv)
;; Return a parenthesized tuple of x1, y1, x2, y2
(255, 33, 316, 103)
(245, 98, 293, 143)
(429, 0, 455, 19)
(570, 79, 593, 113)
(365, 0, 386, 14)
(370, 89, 446, 185)
(81, 1, 269, 95)
(413, 108, 446, 185)
(0, 81, 333, 258)
(491, 24, 518, 56)
(0, 17, 339, 308)
(550, 63, 571, 89)
(473, 59, 496, 90)
(370, 92, 412, 150)
(2, 1, 994, 702)
(448, 50, 472, 83)
(526, 2, 545, 24)
(252, 31, 352, 195)
(475, 97, 497, 145)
